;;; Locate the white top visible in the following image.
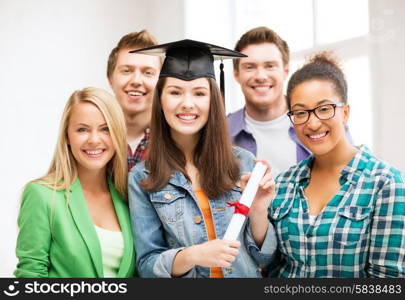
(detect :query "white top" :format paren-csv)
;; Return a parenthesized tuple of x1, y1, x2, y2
(308, 214, 316, 225)
(94, 225, 124, 278)
(128, 137, 142, 153)
(245, 112, 296, 178)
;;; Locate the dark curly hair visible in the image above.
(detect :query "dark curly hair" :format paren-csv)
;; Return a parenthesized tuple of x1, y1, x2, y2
(286, 51, 347, 108)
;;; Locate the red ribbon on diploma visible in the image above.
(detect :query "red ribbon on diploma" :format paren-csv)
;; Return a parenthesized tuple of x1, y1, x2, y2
(227, 201, 250, 216)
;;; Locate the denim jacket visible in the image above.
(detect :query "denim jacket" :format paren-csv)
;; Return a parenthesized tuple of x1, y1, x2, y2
(128, 147, 277, 278)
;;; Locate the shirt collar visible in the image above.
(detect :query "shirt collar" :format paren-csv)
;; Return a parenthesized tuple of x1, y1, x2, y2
(294, 156, 313, 184)
(294, 145, 370, 185)
(288, 125, 311, 153)
(142, 166, 190, 189)
(340, 145, 371, 184)
(229, 107, 250, 137)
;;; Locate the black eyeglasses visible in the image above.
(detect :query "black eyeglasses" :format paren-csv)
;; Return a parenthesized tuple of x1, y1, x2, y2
(287, 102, 345, 125)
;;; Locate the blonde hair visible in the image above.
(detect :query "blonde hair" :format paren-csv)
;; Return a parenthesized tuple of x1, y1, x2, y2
(34, 87, 128, 198)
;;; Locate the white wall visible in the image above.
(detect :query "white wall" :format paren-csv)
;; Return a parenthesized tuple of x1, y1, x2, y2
(369, 0, 405, 169)
(146, 0, 185, 42)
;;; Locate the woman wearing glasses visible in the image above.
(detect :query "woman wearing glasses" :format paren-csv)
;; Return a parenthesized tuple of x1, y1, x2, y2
(268, 52, 405, 277)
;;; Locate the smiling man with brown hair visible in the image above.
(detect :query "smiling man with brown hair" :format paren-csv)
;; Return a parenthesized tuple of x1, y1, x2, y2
(107, 30, 161, 171)
(228, 27, 310, 177)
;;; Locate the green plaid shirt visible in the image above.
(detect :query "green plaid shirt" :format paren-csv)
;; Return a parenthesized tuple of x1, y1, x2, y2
(268, 145, 405, 277)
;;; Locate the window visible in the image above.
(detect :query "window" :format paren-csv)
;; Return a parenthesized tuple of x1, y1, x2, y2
(316, 0, 369, 45)
(234, 0, 314, 51)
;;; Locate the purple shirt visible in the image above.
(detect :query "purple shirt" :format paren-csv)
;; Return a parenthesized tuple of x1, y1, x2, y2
(227, 108, 310, 163)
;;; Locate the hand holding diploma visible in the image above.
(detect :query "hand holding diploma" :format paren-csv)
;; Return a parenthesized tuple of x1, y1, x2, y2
(174, 160, 274, 276)
(223, 160, 275, 247)
(244, 160, 275, 218)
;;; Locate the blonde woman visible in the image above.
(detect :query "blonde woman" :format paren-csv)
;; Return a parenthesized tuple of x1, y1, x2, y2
(14, 87, 136, 278)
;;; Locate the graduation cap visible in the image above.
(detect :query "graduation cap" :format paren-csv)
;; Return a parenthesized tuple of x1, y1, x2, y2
(129, 39, 246, 102)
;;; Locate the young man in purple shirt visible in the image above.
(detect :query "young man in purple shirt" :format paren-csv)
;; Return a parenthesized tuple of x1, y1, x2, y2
(228, 27, 309, 177)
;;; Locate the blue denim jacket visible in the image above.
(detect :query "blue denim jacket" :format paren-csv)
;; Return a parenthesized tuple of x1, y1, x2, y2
(128, 147, 277, 278)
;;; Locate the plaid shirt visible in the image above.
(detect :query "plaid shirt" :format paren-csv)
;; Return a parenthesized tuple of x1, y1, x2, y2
(127, 127, 150, 172)
(268, 145, 405, 277)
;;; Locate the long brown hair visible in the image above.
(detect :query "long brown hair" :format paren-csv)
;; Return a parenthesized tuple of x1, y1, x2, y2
(142, 77, 240, 199)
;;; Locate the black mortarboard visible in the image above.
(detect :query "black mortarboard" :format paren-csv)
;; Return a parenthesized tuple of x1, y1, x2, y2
(129, 39, 246, 102)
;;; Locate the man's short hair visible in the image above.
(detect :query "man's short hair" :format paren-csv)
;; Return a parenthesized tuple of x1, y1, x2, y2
(233, 26, 290, 71)
(107, 29, 158, 79)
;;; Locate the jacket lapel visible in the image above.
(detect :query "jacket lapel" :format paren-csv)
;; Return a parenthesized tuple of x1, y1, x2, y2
(68, 178, 103, 277)
(109, 181, 135, 277)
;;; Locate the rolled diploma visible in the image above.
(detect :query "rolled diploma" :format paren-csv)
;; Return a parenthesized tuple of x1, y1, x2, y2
(223, 162, 267, 241)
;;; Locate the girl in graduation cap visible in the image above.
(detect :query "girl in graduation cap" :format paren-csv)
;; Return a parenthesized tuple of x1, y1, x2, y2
(128, 40, 277, 278)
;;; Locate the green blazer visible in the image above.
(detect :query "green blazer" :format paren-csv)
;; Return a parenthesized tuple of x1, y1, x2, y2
(14, 178, 136, 278)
